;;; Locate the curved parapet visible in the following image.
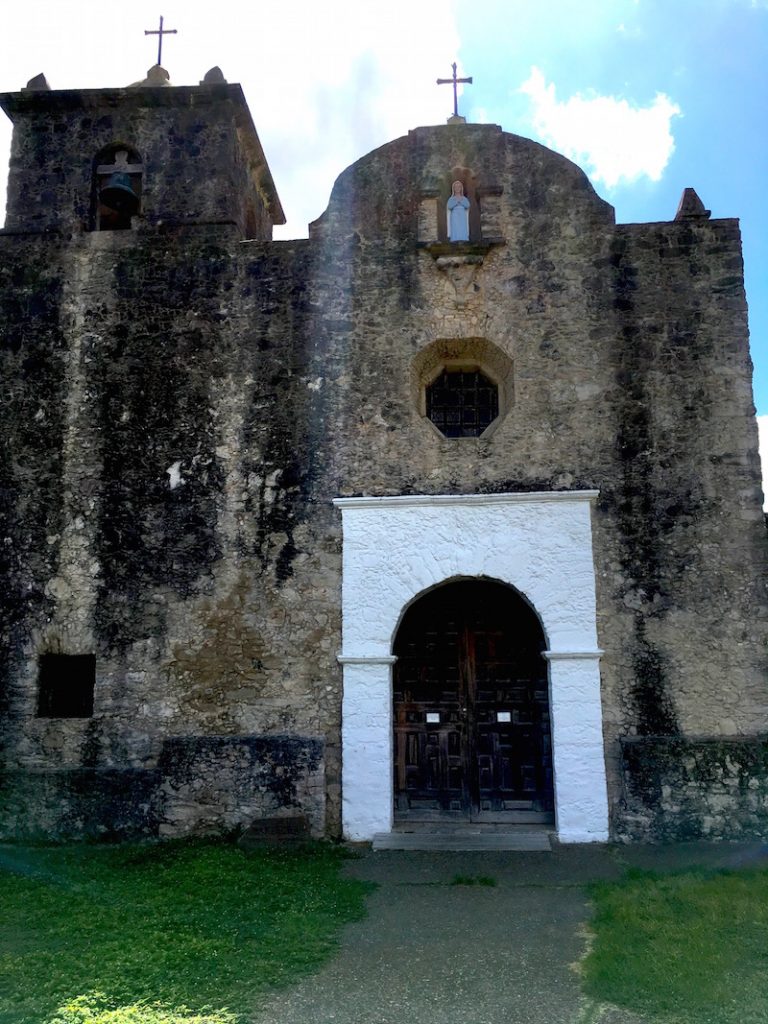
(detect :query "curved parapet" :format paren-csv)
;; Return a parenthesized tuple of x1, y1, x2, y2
(309, 122, 614, 245)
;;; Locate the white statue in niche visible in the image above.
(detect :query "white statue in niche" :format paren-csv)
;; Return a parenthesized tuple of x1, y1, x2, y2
(447, 180, 470, 241)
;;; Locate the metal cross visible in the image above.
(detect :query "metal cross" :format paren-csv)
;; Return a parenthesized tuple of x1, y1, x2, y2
(144, 16, 177, 66)
(437, 62, 473, 118)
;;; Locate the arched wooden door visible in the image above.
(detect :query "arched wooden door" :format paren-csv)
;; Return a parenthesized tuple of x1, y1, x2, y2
(393, 579, 554, 823)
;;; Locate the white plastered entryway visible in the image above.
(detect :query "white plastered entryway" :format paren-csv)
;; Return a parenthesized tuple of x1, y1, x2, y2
(333, 491, 609, 844)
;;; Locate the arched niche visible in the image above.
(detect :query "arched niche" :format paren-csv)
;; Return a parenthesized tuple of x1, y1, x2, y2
(438, 166, 482, 243)
(91, 144, 144, 231)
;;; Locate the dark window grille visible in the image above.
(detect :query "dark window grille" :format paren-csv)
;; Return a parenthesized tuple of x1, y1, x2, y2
(37, 654, 95, 718)
(426, 369, 499, 438)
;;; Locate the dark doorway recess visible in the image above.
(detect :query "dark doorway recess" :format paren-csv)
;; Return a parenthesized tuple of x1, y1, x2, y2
(393, 579, 554, 823)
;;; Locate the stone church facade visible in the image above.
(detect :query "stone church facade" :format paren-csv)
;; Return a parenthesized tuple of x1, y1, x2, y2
(1, 68, 766, 844)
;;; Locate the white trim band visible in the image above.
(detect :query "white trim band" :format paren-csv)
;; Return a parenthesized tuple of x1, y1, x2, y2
(543, 650, 604, 661)
(337, 655, 398, 665)
(333, 490, 599, 510)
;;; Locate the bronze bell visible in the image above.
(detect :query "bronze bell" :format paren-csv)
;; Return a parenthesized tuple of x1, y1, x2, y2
(100, 172, 139, 215)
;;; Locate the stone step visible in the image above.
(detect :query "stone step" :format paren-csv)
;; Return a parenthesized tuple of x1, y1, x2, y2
(371, 829, 553, 851)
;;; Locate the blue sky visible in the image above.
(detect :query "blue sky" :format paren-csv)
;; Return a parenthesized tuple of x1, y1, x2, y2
(1, 0, 766, 459)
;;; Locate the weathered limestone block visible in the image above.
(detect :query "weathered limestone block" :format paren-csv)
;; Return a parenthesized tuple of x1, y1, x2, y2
(618, 736, 768, 841)
(156, 735, 325, 837)
(0, 768, 160, 840)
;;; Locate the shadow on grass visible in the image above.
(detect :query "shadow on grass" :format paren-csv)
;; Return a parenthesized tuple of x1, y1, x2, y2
(0, 840, 374, 1024)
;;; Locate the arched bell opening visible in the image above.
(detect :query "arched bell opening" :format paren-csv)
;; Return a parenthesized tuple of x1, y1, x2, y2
(392, 577, 554, 823)
(91, 145, 143, 231)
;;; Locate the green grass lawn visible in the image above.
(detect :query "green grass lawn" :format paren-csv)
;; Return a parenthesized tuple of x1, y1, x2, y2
(0, 840, 372, 1024)
(583, 866, 768, 1024)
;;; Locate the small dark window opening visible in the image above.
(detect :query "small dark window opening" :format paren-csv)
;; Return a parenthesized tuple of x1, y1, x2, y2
(37, 654, 95, 718)
(426, 368, 499, 438)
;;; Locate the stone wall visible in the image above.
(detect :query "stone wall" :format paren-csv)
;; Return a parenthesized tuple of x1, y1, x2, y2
(157, 735, 325, 837)
(1, 108, 766, 842)
(0, 769, 161, 840)
(619, 736, 768, 841)
(0, 735, 323, 841)
(0, 224, 342, 837)
(310, 127, 768, 830)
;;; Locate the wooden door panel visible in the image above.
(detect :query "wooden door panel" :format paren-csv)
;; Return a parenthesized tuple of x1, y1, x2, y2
(395, 725, 467, 816)
(393, 580, 554, 822)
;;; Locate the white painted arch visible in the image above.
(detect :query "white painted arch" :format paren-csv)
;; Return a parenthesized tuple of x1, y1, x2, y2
(334, 491, 609, 843)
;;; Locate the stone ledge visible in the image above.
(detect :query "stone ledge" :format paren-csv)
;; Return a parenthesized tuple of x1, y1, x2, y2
(419, 241, 503, 258)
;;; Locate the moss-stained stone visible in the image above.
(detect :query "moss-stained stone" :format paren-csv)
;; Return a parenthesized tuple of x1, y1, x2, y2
(0, 768, 161, 840)
(620, 737, 768, 841)
(156, 735, 324, 837)
(0, 82, 766, 841)
(0, 241, 67, 732)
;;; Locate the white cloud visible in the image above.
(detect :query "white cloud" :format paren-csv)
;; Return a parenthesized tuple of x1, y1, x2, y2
(758, 416, 768, 510)
(204, 0, 463, 237)
(0, 0, 462, 238)
(519, 66, 681, 189)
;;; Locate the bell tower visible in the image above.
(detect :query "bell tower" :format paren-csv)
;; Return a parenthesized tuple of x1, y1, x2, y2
(0, 67, 284, 239)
